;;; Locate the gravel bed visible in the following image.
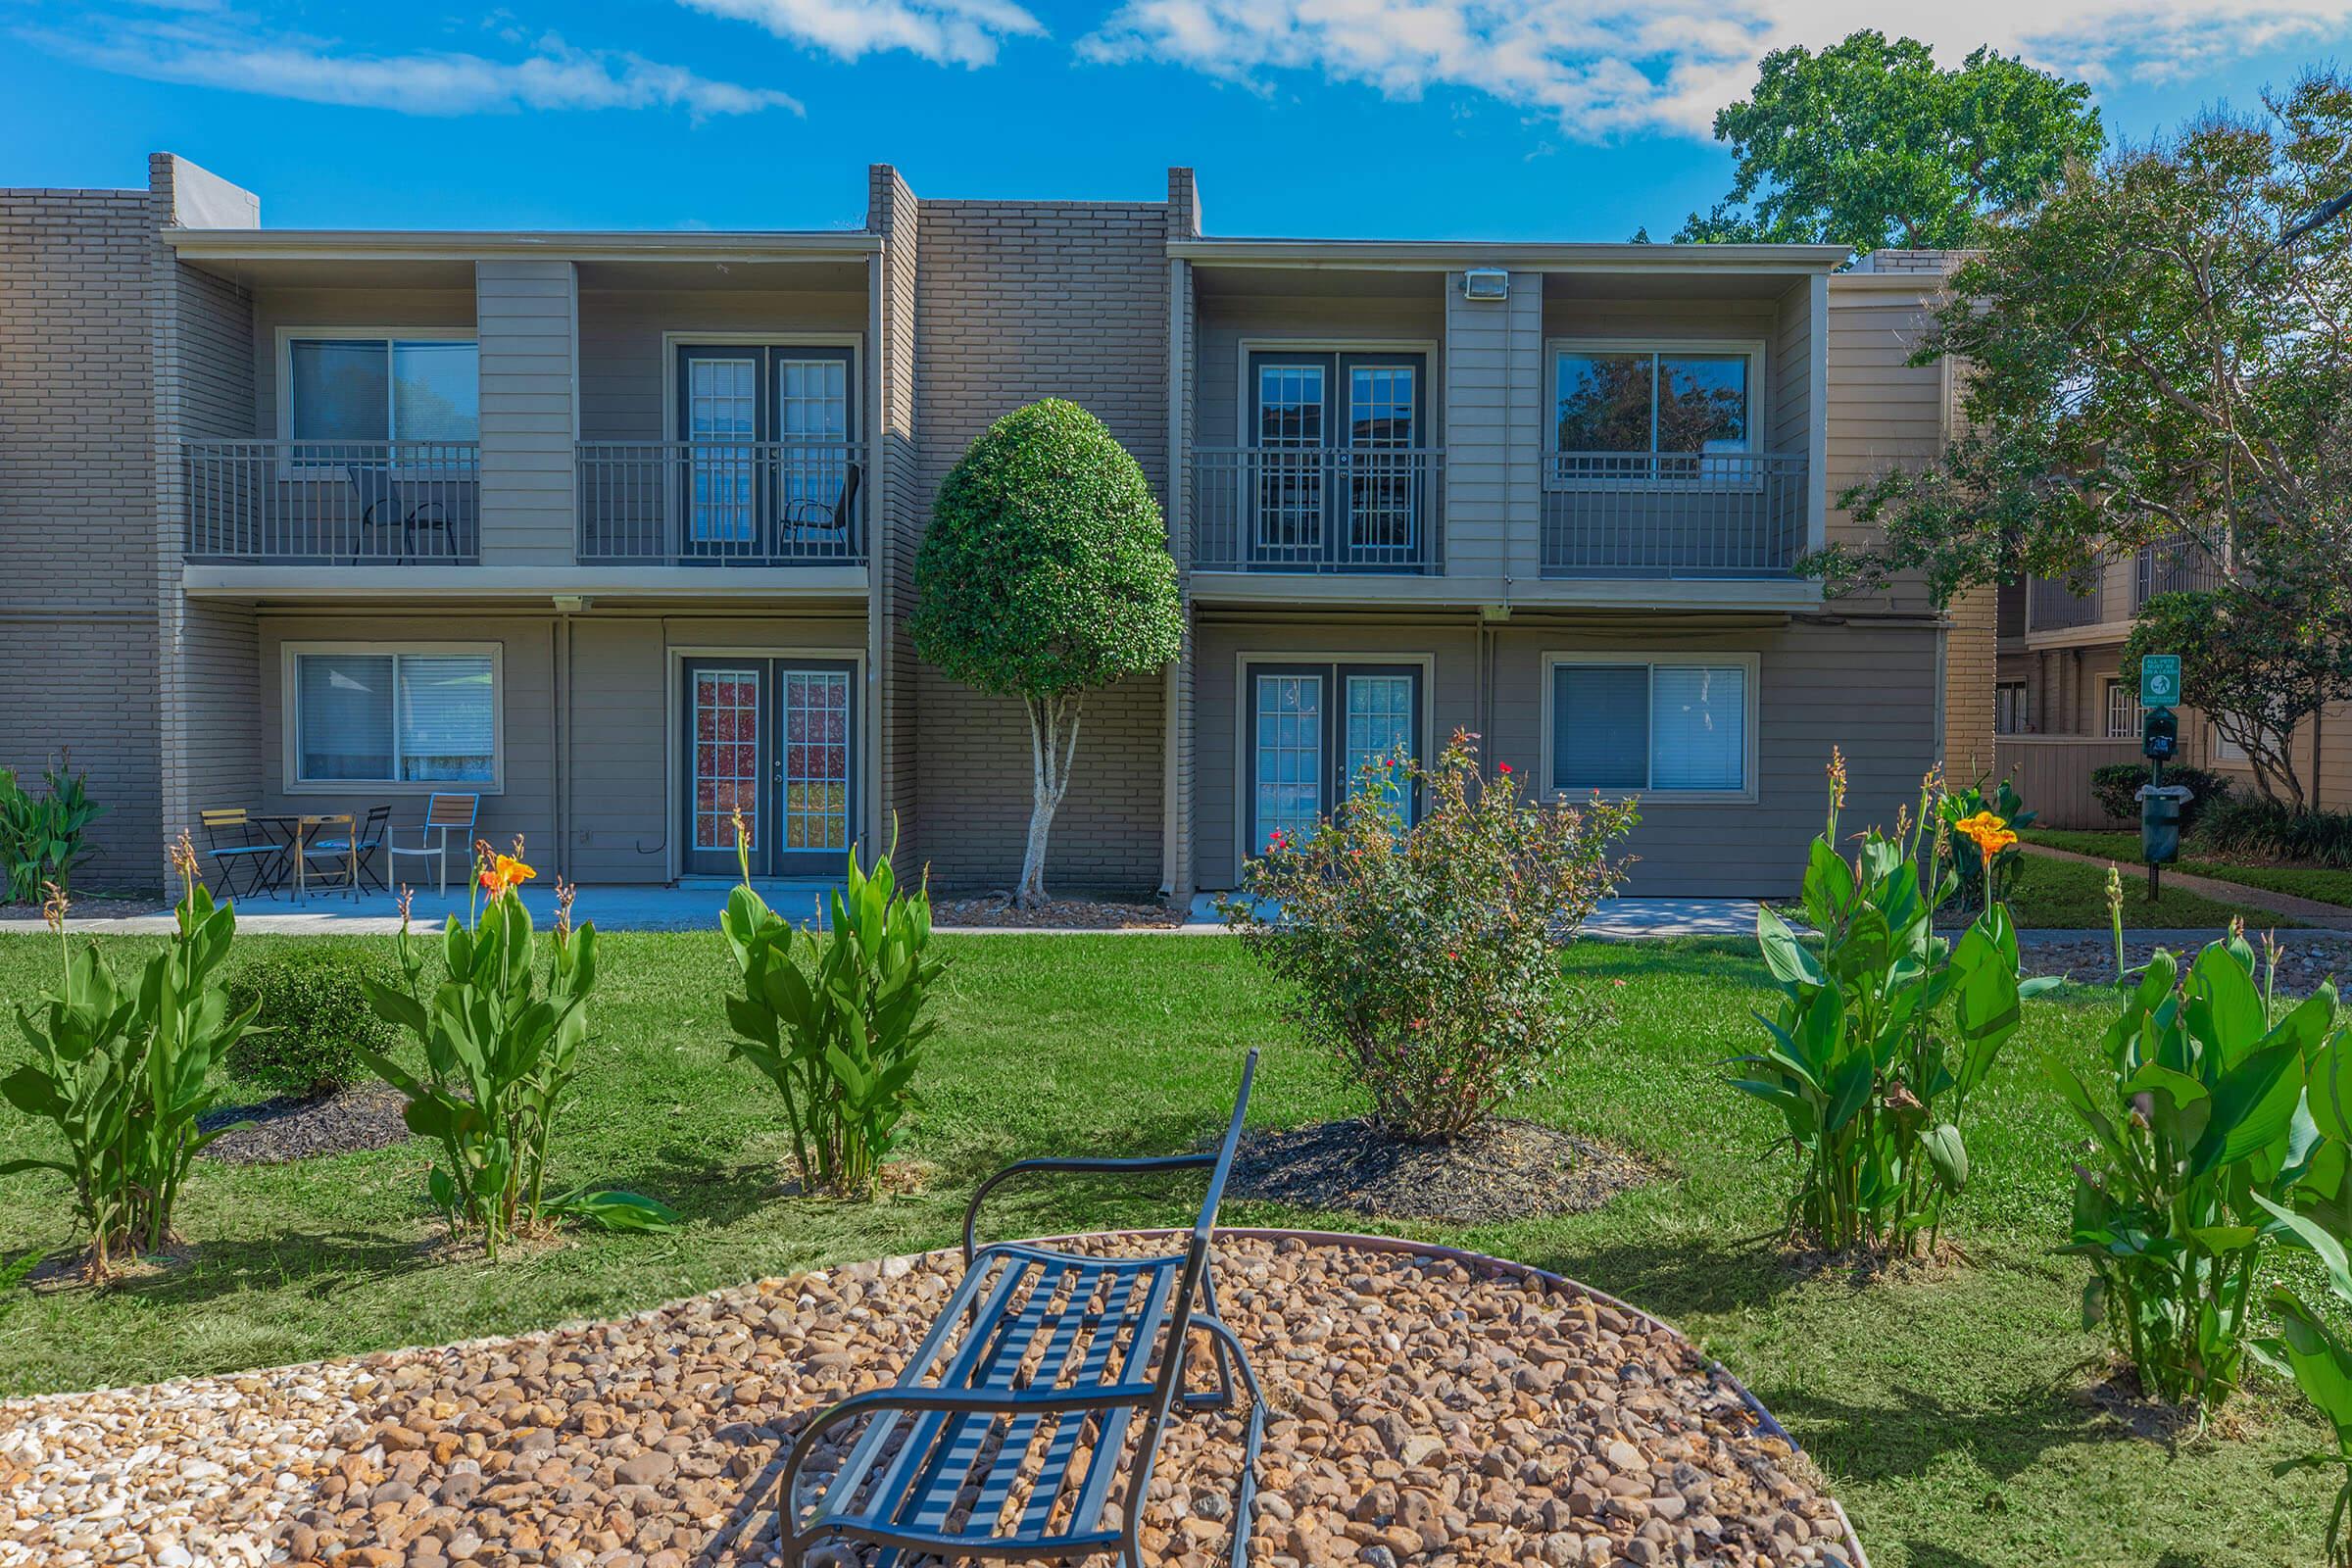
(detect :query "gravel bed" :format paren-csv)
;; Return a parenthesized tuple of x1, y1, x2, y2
(199, 1088, 414, 1165)
(0, 1234, 1855, 1568)
(934, 894, 1186, 929)
(2021, 930, 2352, 992)
(1230, 1120, 1658, 1224)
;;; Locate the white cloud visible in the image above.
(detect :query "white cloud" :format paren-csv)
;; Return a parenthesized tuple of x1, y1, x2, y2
(1077, 0, 2352, 138)
(31, 15, 804, 118)
(676, 0, 1046, 67)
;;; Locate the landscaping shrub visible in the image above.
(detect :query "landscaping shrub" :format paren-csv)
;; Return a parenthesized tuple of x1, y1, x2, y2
(0, 758, 104, 905)
(2189, 796, 2352, 869)
(0, 842, 255, 1277)
(2044, 909, 2337, 1411)
(1732, 755, 2051, 1255)
(362, 843, 673, 1256)
(2090, 762, 2230, 832)
(225, 948, 394, 1098)
(2253, 1179, 2352, 1567)
(720, 823, 944, 1199)
(1224, 731, 1638, 1143)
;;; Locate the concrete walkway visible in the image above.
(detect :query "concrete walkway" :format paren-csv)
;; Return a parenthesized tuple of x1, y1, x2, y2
(3, 884, 1772, 940)
(2019, 840, 2352, 931)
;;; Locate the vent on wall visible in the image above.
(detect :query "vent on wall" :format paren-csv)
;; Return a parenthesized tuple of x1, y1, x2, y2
(1461, 268, 1510, 301)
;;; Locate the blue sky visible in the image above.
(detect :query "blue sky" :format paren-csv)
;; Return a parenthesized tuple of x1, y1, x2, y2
(5, 0, 2348, 239)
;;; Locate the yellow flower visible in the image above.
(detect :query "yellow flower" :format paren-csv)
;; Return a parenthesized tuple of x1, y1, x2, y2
(477, 850, 537, 902)
(1955, 809, 2017, 861)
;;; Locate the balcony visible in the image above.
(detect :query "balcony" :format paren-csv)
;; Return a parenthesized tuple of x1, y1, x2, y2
(575, 442, 866, 566)
(1541, 451, 1807, 578)
(182, 441, 479, 564)
(1188, 447, 1443, 574)
(2134, 537, 2198, 607)
(2027, 574, 2103, 632)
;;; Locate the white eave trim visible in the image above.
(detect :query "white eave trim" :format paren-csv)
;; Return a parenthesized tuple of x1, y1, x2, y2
(168, 228, 882, 263)
(1168, 239, 1849, 273)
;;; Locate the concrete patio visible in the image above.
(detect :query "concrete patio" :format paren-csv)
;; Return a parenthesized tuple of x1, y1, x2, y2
(3, 884, 1772, 939)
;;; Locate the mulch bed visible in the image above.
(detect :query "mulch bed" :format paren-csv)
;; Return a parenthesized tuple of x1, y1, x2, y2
(198, 1086, 413, 1165)
(933, 894, 1187, 929)
(1228, 1117, 1659, 1224)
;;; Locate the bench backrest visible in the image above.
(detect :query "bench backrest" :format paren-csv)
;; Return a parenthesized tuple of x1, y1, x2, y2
(1150, 1048, 1257, 1416)
(199, 808, 248, 829)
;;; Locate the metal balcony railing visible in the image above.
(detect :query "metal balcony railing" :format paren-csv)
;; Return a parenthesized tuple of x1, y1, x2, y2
(1540, 450, 1807, 577)
(1188, 447, 1442, 573)
(2135, 537, 2199, 607)
(181, 441, 480, 564)
(576, 441, 866, 565)
(2027, 574, 2104, 631)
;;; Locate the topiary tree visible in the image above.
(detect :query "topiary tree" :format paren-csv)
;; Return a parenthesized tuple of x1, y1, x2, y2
(911, 400, 1182, 906)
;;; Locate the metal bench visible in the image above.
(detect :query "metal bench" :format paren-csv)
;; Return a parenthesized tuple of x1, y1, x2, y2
(781, 1050, 1264, 1568)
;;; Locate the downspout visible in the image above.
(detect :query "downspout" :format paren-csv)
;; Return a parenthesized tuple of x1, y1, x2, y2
(1160, 255, 1186, 901)
(549, 617, 564, 879)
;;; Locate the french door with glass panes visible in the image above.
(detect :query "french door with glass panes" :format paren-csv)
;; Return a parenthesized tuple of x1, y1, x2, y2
(1248, 663, 1422, 857)
(1247, 351, 1427, 570)
(680, 658, 856, 877)
(674, 344, 856, 561)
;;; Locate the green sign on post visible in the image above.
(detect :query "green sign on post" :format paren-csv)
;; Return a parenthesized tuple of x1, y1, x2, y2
(2140, 654, 2181, 710)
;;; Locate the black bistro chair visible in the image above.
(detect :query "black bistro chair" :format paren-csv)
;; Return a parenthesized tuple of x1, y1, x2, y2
(304, 804, 392, 895)
(197, 808, 283, 901)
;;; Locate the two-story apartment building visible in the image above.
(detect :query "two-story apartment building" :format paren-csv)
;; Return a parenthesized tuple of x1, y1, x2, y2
(0, 154, 1989, 901)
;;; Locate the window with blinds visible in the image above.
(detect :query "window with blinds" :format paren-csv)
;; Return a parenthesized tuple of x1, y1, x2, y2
(293, 649, 496, 785)
(1550, 658, 1750, 795)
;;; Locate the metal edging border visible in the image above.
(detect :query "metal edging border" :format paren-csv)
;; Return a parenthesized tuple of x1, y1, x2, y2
(1017, 1225, 1873, 1568)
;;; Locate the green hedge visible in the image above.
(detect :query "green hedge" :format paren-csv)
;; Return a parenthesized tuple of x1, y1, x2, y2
(224, 948, 396, 1098)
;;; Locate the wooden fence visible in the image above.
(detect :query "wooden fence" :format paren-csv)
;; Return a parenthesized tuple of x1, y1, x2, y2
(1992, 737, 2148, 829)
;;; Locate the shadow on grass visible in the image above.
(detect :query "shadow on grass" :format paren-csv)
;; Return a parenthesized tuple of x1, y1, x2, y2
(79, 1227, 437, 1308)
(1766, 1378, 2153, 1488)
(1532, 1233, 1810, 1321)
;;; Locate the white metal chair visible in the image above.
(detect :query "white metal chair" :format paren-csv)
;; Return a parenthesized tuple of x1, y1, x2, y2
(385, 793, 479, 896)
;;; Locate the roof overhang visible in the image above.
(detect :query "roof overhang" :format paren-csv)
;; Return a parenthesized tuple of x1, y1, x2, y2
(1169, 238, 1848, 274)
(168, 227, 880, 264)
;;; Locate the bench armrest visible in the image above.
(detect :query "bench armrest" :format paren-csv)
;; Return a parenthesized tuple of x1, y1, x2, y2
(962, 1154, 1214, 1264)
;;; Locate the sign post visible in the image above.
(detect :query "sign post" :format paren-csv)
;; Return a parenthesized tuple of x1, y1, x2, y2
(2138, 655, 2183, 900)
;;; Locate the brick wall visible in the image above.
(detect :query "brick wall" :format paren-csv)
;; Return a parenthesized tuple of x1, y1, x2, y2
(0, 186, 165, 888)
(907, 196, 1174, 892)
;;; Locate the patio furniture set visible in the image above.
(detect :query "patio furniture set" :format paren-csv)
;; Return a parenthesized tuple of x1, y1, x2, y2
(196, 792, 480, 904)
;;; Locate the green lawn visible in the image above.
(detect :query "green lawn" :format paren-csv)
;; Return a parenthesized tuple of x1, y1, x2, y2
(1993, 847, 2292, 929)
(0, 930, 2331, 1567)
(2028, 829, 2352, 911)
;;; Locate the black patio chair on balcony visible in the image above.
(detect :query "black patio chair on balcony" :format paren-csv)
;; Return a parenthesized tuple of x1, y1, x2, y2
(780, 1048, 1265, 1568)
(349, 466, 457, 564)
(780, 463, 860, 550)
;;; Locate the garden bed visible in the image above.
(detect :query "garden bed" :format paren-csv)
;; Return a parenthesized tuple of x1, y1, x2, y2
(1229, 1117, 1657, 1224)
(933, 893, 1186, 929)
(0, 1233, 1859, 1568)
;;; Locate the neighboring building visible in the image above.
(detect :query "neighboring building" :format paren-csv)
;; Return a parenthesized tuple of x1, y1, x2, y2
(1995, 550, 2350, 827)
(0, 154, 1987, 900)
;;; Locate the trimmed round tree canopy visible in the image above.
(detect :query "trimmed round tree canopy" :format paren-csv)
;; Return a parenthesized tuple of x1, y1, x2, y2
(912, 399, 1182, 698)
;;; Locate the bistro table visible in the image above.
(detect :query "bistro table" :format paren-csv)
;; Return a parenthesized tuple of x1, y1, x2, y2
(250, 813, 358, 904)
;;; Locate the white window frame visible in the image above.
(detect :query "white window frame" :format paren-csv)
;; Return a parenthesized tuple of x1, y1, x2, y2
(1541, 651, 1761, 805)
(274, 327, 481, 465)
(281, 641, 505, 794)
(2103, 678, 2144, 740)
(1544, 337, 1766, 492)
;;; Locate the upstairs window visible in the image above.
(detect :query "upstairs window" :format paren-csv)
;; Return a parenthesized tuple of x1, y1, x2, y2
(284, 335, 478, 445)
(1552, 342, 1759, 481)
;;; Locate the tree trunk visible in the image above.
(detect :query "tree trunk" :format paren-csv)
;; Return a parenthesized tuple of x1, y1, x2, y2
(1017, 692, 1083, 907)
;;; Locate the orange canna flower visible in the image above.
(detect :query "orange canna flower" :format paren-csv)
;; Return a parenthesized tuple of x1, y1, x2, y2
(1954, 809, 2017, 862)
(478, 850, 538, 902)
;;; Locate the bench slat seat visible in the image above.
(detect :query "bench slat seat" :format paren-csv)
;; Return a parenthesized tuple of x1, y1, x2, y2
(783, 1053, 1262, 1568)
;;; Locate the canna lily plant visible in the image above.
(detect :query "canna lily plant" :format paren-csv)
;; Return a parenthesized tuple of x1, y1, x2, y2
(2044, 902, 2337, 1412)
(361, 840, 674, 1257)
(1, 840, 255, 1278)
(1732, 754, 2056, 1256)
(718, 811, 945, 1199)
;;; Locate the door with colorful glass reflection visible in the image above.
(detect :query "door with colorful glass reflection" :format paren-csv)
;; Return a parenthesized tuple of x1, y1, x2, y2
(1248, 662, 1422, 857)
(680, 658, 856, 877)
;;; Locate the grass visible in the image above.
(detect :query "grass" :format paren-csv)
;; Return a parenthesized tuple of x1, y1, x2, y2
(2028, 829, 2352, 912)
(0, 929, 2333, 1568)
(1991, 848, 2288, 929)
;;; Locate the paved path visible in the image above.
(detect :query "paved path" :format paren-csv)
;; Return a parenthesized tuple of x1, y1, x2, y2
(2018, 839, 2352, 930)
